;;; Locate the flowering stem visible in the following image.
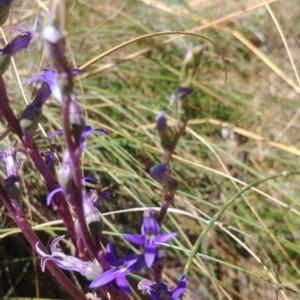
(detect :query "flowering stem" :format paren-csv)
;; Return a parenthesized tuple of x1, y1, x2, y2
(157, 119, 188, 226)
(60, 91, 101, 263)
(0, 72, 77, 247)
(0, 183, 87, 300)
(157, 189, 174, 227)
(161, 119, 188, 165)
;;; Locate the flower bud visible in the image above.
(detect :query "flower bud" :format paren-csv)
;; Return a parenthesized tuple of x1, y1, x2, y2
(4, 174, 21, 200)
(181, 45, 204, 86)
(41, 148, 58, 179)
(57, 150, 75, 192)
(18, 104, 42, 137)
(69, 95, 85, 144)
(42, 26, 67, 73)
(156, 111, 173, 150)
(150, 164, 179, 193)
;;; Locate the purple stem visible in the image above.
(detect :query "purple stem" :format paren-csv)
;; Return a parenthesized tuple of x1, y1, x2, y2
(61, 94, 100, 259)
(0, 72, 77, 247)
(157, 120, 188, 226)
(0, 183, 87, 300)
(157, 189, 174, 227)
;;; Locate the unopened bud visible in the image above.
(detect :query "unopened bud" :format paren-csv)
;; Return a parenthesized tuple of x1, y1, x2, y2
(69, 95, 85, 143)
(18, 104, 42, 137)
(181, 45, 204, 86)
(57, 150, 75, 192)
(156, 111, 173, 150)
(4, 174, 21, 200)
(42, 149, 58, 179)
(150, 164, 179, 193)
(75, 192, 102, 240)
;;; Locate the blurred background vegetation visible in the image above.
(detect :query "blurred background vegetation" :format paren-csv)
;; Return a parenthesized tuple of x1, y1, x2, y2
(0, 0, 300, 299)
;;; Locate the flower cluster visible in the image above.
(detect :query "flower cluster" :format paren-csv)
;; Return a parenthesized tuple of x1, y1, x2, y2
(0, 1, 205, 298)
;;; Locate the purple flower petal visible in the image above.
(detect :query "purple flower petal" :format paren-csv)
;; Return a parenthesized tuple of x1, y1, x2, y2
(116, 274, 132, 293)
(48, 129, 63, 139)
(144, 239, 156, 267)
(46, 187, 64, 205)
(106, 243, 123, 267)
(89, 268, 122, 289)
(1, 16, 38, 56)
(123, 234, 145, 245)
(155, 232, 177, 244)
(27, 68, 83, 103)
(82, 175, 99, 185)
(172, 276, 186, 298)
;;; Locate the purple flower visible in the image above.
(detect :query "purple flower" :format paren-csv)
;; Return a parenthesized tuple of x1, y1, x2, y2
(36, 235, 103, 280)
(27, 69, 83, 103)
(1, 16, 38, 56)
(89, 243, 146, 293)
(138, 276, 186, 300)
(123, 209, 176, 267)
